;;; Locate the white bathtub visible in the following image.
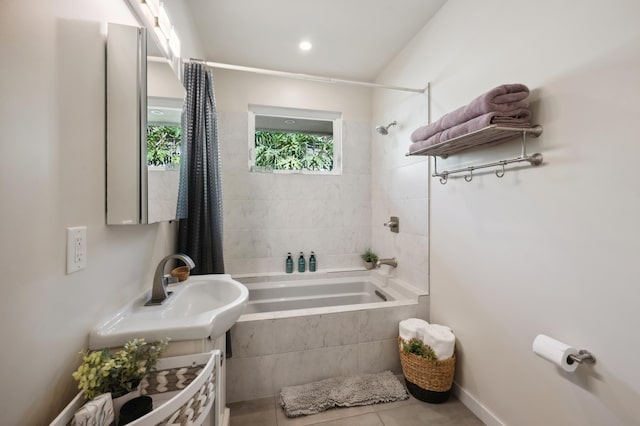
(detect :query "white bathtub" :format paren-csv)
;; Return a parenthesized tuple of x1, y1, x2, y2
(244, 277, 392, 313)
(227, 270, 429, 403)
(235, 271, 422, 322)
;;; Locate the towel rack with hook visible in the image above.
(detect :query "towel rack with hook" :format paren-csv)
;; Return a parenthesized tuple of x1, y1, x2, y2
(406, 125, 543, 184)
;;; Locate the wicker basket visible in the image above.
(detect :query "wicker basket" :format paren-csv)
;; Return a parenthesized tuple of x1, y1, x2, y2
(51, 351, 221, 426)
(398, 337, 456, 403)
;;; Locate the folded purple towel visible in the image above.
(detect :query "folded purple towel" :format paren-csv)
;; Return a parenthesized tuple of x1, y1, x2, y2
(408, 110, 531, 154)
(410, 84, 530, 143)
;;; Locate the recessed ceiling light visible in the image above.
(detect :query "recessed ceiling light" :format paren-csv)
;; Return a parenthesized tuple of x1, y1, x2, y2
(299, 41, 312, 51)
(284, 119, 296, 124)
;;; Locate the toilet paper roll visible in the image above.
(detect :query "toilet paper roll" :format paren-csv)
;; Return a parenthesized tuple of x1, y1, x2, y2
(532, 334, 579, 372)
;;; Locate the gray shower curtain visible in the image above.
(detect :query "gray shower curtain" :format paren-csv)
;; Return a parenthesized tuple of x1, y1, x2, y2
(176, 62, 224, 275)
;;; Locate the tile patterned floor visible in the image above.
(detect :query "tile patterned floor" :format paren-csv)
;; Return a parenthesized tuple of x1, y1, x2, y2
(229, 387, 484, 426)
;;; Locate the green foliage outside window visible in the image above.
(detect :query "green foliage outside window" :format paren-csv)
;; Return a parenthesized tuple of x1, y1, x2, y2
(255, 131, 334, 171)
(147, 125, 181, 166)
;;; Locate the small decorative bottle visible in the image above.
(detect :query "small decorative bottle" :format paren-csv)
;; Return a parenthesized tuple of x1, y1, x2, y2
(285, 252, 293, 273)
(309, 251, 317, 272)
(298, 252, 306, 273)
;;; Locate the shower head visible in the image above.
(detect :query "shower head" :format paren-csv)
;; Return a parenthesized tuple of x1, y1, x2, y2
(376, 121, 397, 135)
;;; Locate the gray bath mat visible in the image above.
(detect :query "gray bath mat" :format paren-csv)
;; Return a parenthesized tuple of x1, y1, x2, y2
(279, 370, 409, 417)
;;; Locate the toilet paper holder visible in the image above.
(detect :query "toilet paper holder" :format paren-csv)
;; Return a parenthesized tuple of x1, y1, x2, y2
(567, 350, 596, 365)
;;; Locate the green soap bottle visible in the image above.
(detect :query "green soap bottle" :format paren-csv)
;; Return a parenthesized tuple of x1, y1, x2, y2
(286, 252, 293, 273)
(309, 251, 317, 272)
(298, 252, 306, 273)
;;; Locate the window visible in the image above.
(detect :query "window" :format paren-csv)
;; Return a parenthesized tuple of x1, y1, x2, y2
(248, 105, 342, 174)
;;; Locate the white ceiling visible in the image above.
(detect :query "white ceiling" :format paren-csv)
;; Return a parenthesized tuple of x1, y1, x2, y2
(182, 0, 447, 81)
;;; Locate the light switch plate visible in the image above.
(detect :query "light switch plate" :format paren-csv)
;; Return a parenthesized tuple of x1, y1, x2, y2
(66, 226, 87, 274)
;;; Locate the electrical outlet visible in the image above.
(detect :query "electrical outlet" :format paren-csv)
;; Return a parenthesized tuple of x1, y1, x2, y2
(66, 226, 87, 274)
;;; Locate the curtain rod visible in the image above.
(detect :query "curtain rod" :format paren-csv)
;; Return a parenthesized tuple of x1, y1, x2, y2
(183, 59, 427, 94)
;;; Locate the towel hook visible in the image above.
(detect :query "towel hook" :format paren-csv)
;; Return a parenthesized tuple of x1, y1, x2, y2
(439, 174, 448, 185)
(464, 170, 473, 182)
(495, 163, 506, 178)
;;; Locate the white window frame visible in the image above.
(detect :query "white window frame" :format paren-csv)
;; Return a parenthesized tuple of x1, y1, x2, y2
(248, 104, 343, 175)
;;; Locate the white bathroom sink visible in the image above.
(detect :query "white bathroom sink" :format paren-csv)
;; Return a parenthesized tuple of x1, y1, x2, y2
(89, 274, 248, 349)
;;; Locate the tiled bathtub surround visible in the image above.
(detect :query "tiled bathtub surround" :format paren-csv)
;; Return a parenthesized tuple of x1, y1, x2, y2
(219, 112, 372, 275)
(226, 275, 428, 403)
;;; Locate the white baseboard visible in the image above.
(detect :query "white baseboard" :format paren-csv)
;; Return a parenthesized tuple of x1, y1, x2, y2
(453, 382, 505, 426)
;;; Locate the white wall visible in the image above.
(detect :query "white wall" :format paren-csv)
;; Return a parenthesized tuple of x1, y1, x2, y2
(148, 61, 185, 99)
(213, 69, 373, 274)
(0, 1, 189, 423)
(373, 0, 640, 424)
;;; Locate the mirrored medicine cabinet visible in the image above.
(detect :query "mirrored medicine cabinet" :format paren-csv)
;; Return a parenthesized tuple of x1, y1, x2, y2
(106, 23, 185, 225)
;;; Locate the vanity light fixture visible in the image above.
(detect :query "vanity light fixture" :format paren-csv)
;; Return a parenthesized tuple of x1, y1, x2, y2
(128, 0, 181, 69)
(299, 40, 312, 51)
(138, 2, 156, 24)
(155, 3, 179, 59)
(153, 26, 170, 55)
(157, 4, 172, 39)
(168, 26, 181, 58)
(143, 0, 159, 17)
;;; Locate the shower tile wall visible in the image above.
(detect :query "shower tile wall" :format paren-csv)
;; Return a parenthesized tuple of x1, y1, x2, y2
(219, 111, 372, 275)
(372, 94, 430, 292)
(147, 168, 179, 223)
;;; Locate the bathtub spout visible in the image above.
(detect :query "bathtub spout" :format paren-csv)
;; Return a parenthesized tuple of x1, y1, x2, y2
(375, 257, 397, 268)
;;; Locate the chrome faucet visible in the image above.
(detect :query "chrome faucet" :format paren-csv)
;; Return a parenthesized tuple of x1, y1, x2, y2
(375, 257, 397, 268)
(145, 253, 195, 306)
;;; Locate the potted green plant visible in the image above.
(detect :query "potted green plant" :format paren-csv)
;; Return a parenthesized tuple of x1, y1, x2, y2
(72, 338, 168, 400)
(361, 248, 378, 270)
(401, 338, 438, 364)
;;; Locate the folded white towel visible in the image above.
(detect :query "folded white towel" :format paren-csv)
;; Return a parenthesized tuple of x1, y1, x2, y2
(424, 324, 455, 360)
(399, 318, 429, 342)
(72, 393, 114, 426)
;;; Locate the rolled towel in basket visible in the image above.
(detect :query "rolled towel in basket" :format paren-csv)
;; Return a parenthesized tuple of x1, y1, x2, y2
(423, 324, 455, 360)
(399, 318, 429, 342)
